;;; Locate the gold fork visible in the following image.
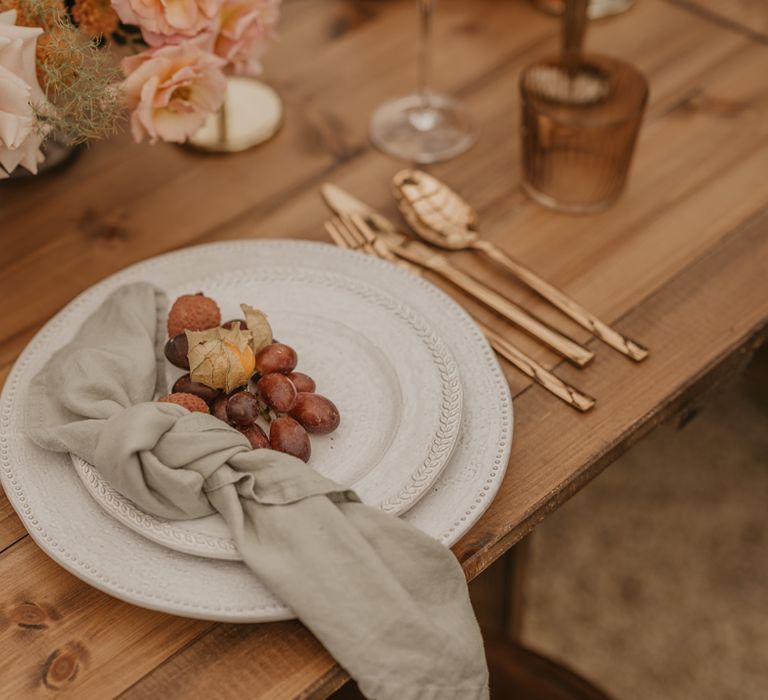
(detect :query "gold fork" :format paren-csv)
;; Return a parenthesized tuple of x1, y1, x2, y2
(325, 215, 596, 412)
(321, 185, 594, 368)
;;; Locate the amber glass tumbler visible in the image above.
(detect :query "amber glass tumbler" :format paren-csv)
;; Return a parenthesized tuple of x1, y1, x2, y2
(520, 54, 648, 213)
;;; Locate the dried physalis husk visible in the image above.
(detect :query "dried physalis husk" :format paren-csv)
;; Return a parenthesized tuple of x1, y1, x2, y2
(186, 326, 256, 393)
(240, 304, 272, 353)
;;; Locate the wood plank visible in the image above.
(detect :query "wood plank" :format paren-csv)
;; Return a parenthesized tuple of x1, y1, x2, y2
(0, 4, 555, 693)
(0, 0, 753, 378)
(0, 0, 765, 698)
(455, 207, 768, 576)
(0, 0, 744, 353)
(667, 0, 768, 42)
(0, 491, 25, 553)
(119, 623, 340, 700)
(120, 207, 768, 699)
(1, 0, 759, 555)
(202, 28, 766, 367)
(0, 0, 555, 348)
(0, 538, 209, 698)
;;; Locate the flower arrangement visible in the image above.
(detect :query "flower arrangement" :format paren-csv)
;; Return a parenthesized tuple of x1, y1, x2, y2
(0, 0, 279, 178)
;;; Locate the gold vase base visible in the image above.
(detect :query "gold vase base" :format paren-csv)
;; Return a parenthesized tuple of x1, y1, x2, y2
(187, 77, 284, 153)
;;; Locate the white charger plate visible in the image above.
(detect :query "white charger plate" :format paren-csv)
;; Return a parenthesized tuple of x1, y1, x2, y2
(70, 266, 463, 559)
(0, 241, 513, 622)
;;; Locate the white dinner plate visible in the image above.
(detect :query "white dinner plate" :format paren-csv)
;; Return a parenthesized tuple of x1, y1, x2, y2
(70, 265, 462, 559)
(1, 241, 512, 622)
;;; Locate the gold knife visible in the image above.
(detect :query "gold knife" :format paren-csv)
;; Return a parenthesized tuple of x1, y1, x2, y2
(321, 185, 594, 368)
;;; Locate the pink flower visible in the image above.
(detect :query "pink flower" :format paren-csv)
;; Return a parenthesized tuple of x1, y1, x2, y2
(213, 0, 279, 77)
(0, 10, 46, 178)
(111, 0, 222, 43)
(121, 42, 227, 143)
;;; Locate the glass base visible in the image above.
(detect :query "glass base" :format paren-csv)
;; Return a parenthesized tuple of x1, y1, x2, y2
(523, 181, 620, 214)
(369, 93, 475, 164)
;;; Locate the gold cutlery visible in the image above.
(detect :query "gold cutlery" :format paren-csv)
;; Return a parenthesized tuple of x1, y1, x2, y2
(325, 214, 595, 412)
(391, 169, 649, 362)
(321, 185, 594, 368)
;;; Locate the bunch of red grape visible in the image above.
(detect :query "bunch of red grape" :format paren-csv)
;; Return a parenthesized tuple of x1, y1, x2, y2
(161, 302, 340, 463)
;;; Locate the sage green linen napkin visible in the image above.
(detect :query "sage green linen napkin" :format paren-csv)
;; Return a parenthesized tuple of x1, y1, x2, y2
(26, 282, 489, 700)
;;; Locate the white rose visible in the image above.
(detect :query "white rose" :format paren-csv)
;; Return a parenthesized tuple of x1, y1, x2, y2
(0, 10, 46, 178)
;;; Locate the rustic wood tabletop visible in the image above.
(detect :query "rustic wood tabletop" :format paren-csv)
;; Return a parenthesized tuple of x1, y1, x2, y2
(1, 0, 767, 697)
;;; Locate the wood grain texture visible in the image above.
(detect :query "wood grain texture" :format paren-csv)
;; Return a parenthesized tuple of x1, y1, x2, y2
(123, 208, 768, 700)
(453, 208, 768, 578)
(668, 0, 768, 42)
(0, 0, 767, 697)
(0, 539, 209, 698)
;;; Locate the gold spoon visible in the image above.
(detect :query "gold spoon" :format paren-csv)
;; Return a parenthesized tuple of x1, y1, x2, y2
(392, 169, 649, 362)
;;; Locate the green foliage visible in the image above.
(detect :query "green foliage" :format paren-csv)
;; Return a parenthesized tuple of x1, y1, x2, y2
(18, 0, 125, 144)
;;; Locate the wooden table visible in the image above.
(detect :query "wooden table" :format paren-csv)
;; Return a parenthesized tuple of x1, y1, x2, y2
(1, 0, 767, 696)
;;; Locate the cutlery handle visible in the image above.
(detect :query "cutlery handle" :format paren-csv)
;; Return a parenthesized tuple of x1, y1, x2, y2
(473, 239, 649, 362)
(481, 325, 595, 412)
(406, 252, 594, 367)
(325, 223, 596, 411)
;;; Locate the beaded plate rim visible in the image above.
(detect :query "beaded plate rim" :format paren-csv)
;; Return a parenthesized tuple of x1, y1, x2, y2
(0, 240, 513, 622)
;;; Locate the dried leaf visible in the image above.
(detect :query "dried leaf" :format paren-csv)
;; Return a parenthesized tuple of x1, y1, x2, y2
(186, 326, 256, 393)
(240, 304, 273, 353)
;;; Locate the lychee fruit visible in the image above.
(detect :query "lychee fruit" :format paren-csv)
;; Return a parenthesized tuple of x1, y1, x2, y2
(167, 293, 221, 337)
(158, 392, 210, 414)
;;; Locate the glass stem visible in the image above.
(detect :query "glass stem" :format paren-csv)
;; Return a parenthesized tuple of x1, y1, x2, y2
(417, 0, 435, 112)
(217, 92, 228, 147)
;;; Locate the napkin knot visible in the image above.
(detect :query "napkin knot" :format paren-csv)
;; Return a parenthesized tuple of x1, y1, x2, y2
(25, 281, 489, 700)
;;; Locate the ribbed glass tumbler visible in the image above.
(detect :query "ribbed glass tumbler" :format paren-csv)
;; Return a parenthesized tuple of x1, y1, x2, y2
(520, 54, 648, 213)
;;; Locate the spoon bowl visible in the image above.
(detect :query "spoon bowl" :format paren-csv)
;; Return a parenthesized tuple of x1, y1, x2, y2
(391, 169, 649, 362)
(392, 169, 480, 251)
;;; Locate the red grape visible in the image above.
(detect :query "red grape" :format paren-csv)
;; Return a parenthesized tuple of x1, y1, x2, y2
(270, 416, 311, 462)
(238, 423, 270, 449)
(254, 343, 297, 375)
(164, 334, 189, 370)
(172, 374, 220, 404)
(212, 397, 230, 423)
(226, 391, 260, 426)
(257, 373, 297, 413)
(287, 372, 316, 393)
(289, 393, 340, 434)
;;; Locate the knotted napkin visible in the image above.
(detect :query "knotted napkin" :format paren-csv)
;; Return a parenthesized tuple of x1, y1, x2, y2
(26, 282, 489, 700)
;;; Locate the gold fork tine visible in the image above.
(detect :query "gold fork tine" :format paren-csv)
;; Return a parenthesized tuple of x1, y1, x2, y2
(325, 219, 349, 249)
(325, 217, 356, 250)
(338, 214, 377, 254)
(328, 215, 376, 255)
(349, 213, 377, 246)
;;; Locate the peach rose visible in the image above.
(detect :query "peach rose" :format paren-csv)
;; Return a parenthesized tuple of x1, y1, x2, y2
(121, 42, 227, 143)
(0, 10, 46, 178)
(213, 0, 279, 76)
(111, 0, 222, 43)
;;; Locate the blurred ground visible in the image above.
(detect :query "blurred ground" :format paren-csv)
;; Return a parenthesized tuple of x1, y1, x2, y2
(520, 346, 768, 699)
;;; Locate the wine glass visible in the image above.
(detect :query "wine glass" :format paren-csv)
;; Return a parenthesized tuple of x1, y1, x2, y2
(369, 0, 475, 164)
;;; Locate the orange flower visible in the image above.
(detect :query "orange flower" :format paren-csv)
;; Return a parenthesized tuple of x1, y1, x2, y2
(72, 0, 119, 37)
(0, 0, 64, 28)
(0, 0, 69, 87)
